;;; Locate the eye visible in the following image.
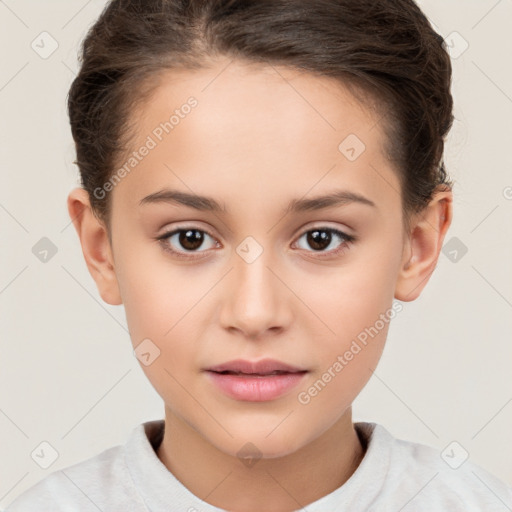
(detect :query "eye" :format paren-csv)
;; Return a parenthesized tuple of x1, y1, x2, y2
(156, 227, 219, 259)
(294, 227, 356, 257)
(156, 225, 356, 260)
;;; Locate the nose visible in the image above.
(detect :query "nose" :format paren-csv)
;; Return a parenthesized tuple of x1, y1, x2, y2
(219, 245, 293, 340)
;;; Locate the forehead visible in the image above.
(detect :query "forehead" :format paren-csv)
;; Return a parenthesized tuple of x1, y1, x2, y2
(111, 59, 399, 216)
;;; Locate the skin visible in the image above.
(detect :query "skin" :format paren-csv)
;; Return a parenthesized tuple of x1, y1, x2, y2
(67, 57, 452, 512)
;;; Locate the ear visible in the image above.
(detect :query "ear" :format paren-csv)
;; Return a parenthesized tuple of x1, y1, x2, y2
(394, 186, 453, 301)
(67, 187, 123, 305)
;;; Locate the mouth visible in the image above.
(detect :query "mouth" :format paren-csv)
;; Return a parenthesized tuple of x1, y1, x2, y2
(204, 358, 308, 376)
(203, 359, 308, 401)
(211, 370, 303, 376)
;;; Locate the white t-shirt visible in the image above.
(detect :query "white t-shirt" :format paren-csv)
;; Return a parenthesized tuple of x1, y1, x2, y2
(4, 419, 512, 511)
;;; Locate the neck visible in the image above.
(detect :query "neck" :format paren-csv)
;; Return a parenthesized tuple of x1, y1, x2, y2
(156, 407, 365, 512)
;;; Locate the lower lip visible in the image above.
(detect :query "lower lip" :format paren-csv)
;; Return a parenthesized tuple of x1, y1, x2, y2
(205, 371, 307, 402)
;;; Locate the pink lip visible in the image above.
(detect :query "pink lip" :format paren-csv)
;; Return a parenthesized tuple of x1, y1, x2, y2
(204, 358, 308, 402)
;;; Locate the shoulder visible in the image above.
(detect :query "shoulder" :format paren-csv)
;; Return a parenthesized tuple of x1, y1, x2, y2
(364, 422, 512, 511)
(4, 440, 145, 511)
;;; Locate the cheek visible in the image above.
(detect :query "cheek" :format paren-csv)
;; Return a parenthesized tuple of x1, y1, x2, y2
(118, 261, 204, 410)
(116, 246, 205, 345)
(295, 321, 390, 423)
(292, 233, 401, 402)
(115, 249, 210, 384)
(294, 248, 399, 349)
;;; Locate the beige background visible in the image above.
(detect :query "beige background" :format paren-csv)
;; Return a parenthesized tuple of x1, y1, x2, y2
(1, 0, 511, 507)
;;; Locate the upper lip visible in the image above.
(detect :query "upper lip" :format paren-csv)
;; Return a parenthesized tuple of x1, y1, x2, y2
(205, 358, 307, 375)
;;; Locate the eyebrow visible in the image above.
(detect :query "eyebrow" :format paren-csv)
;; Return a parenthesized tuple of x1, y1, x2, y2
(139, 188, 376, 213)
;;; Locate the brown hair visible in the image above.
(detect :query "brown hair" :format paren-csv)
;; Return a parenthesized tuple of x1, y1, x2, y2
(67, 0, 454, 235)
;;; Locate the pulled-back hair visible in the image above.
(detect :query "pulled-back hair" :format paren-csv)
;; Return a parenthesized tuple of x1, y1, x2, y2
(67, 0, 454, 233)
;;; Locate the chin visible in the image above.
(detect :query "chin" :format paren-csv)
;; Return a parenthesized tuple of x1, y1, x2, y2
(212, 425, 312, 461)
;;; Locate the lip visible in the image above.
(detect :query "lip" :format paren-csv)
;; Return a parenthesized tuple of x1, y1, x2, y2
(204, 358, 308, 402)
(205, 358, 307, 375)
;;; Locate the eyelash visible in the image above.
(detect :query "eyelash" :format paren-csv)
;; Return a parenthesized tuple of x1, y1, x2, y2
(156, 226, 356, 260)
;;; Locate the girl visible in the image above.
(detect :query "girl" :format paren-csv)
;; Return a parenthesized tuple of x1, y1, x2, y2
(6, 0, 512, 510)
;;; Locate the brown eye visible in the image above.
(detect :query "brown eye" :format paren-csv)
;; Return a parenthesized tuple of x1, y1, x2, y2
(157, 227, 218, 258)
(295, 227, 356, 257)
(306, 229, 333, 251)
(177, 229, 205, 251)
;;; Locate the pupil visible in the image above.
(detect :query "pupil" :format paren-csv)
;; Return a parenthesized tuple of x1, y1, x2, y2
(308, 230, 331, 251)
(179, 229, 203, 250)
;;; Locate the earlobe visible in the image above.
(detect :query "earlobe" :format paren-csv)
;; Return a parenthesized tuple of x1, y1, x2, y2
(394, 187, 453, 302)
(67, 187, 123, 306)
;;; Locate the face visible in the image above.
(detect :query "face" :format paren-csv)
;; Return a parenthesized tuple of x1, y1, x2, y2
(107, 58, 408, 458)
